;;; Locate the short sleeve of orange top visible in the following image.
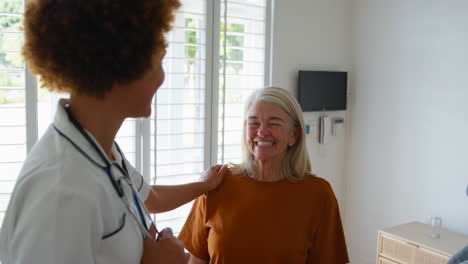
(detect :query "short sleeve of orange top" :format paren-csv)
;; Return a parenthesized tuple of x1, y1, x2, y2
(178, 172, 349, 264)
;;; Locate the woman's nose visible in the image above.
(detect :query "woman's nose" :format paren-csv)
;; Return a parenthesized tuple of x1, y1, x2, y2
(257, 124, 270, 136)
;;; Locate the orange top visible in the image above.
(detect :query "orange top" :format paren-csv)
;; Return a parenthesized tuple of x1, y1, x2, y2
(179, 172, 349, 264)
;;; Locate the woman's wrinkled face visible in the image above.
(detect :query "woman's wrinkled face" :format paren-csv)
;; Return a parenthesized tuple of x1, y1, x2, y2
(246, 101, 298, 163)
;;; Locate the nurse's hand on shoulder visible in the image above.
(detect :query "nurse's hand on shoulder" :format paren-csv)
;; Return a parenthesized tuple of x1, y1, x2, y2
(142, 227, 189, 264)
(201, 164, 228, 191)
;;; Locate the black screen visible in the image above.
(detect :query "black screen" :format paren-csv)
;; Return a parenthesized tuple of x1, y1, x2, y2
(298, 71, 347, 111)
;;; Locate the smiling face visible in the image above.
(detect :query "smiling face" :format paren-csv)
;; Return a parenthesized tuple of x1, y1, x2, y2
(246, 101, 298, 164)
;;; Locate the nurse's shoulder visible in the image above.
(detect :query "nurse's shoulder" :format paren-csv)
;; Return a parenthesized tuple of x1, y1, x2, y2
(0, 125, 114, 263)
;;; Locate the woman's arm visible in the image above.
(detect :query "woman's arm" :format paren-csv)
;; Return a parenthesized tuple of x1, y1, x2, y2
(145, 165, 227, 213)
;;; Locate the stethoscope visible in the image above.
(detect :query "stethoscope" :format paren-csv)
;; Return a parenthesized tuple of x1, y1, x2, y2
(53, 105, 159, 241)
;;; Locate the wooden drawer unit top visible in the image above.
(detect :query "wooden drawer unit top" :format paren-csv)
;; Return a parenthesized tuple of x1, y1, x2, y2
(377, 221, 468, 264)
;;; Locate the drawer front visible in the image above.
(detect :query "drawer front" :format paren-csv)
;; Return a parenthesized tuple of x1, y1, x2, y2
(379, 234, 417, 263)
(379, 256, 401, 264)
(414, 247, 450, 264)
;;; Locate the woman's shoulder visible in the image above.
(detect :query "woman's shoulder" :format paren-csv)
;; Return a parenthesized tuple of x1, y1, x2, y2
(220, 169, 252, 187)
(301, 173, 334, 194)
(207, 169, 257, 196)
(302, 172, 328, 183)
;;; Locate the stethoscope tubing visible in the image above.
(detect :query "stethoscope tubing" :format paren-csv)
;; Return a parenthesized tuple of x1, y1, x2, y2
(53, 105, 158, 241)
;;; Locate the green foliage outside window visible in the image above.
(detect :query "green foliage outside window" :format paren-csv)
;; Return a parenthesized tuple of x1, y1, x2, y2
(185, 18, 198, 61)
(185, 46, 197, 60)
(186, 18, 197, 29)
(0, 1, 24, 104)
(225, 35, 243, 47)
(186, 31, 197, 44)
(220, 22, 244, 33)
(0, 1, 23, 14)
(220, 22, 245, 73)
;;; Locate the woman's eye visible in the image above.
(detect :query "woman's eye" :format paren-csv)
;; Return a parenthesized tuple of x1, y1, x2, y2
(270, 123, 280, 127)
(249, 122, 259, 127)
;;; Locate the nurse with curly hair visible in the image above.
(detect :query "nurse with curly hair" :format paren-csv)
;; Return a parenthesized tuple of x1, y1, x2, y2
(0, 1, 227, 263)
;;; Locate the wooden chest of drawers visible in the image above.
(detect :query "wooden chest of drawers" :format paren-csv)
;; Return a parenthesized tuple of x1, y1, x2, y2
(377, 222, 468, 264)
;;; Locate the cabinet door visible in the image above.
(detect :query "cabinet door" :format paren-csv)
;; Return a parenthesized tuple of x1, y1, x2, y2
(379, 234, 418, 263)
(414, 247, 450, 264)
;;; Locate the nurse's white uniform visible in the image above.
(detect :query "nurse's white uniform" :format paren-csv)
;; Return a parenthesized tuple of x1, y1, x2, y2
(0, 99, 150, 264)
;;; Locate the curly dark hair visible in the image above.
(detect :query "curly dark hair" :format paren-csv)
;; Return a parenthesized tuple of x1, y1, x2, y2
(23, 0, 180, 98)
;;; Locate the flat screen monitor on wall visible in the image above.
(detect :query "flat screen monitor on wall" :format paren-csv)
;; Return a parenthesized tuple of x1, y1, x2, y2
(298, 70, 347, 111)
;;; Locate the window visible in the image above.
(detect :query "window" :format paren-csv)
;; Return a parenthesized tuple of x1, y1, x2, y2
(150, 0, 209, 233)
(218, 0, 269, 164)
(0, 0, 272, 237)
(0, 0, 25, 227)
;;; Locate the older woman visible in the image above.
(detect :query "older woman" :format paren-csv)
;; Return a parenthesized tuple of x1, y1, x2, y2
(0, 0, 227, 263)
(179, 87, 349, 263)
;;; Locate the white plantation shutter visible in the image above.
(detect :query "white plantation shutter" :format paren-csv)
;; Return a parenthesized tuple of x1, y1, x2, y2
(0, 0, 271, 238)
(217, 0, 269, 164)
(150, 0, 209, 234)
(0, 0, 25, 228)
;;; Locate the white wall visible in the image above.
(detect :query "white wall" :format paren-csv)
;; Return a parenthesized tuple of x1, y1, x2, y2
(270, 0, 351, 211)
(271, 0, 468, 262)
(346, 1, 468, 263)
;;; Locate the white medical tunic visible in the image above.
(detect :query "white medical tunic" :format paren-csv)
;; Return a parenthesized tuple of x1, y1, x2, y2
(0, 99, 150, 264)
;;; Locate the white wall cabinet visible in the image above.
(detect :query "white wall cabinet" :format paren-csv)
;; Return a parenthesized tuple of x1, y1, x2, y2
(377, 222, 468, 264)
